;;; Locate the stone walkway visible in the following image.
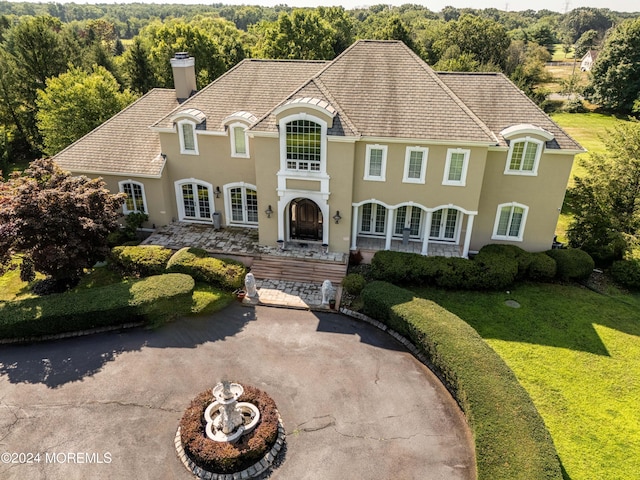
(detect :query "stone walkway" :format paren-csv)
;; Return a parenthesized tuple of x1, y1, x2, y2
(143, 222, 344, 309)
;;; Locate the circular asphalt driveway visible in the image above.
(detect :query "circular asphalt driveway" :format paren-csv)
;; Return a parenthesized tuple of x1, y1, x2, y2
(0, 305, 475, 480)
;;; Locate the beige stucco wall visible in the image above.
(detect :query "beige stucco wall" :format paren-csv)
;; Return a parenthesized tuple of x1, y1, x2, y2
(326, 140, 356, 253)
(352, 142, 488, 211)
(471, 149, 575, 252)
(159, 130, 257, 226)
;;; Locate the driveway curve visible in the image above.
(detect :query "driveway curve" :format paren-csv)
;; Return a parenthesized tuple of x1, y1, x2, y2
(0, 305, 475, 480)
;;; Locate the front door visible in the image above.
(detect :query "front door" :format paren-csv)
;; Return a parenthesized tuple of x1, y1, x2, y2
(290, 198, 322, 241)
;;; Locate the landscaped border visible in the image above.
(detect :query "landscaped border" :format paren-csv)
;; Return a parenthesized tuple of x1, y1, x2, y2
(348, 281, 563, 480)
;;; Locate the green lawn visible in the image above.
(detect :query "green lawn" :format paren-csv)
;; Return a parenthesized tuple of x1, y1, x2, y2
(415, 283, 640, 480)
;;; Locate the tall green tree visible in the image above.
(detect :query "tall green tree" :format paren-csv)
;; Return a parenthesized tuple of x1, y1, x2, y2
(574, 29, 599, 58)
(36, 65, 136, 156)
(433, 14, 510, 70)
(123, 37, 155, 94)
(586, 18, 640, 115)
(0, 158, 125, 291)
(252, 9, 335, 60)
(568, 121, 640, 263)
(1, 15, 70, 154)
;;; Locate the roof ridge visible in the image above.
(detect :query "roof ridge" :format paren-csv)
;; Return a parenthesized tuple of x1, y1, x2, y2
(53, 88, 175, 160)
(312, 77, 360, 136)
(405, 49, 499, 144)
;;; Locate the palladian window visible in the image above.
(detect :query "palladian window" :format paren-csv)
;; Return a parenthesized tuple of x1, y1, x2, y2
(286, 119, 321, 171)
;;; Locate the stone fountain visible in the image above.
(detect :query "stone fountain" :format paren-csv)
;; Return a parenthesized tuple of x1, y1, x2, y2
(204, 380, 260, 443)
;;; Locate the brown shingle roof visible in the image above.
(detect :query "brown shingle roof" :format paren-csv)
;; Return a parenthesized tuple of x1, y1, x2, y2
(253, 40, 499, 144)
(437, 71, 583, 150)
(54, 89, 179, 177)
(153, 59, 329, 130)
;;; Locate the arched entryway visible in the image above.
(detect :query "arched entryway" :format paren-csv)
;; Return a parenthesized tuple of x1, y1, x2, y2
(290, 198, 323, 241)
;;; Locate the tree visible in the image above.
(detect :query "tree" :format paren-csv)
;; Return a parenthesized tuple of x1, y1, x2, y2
(252, 9, 335, 60)
(433, 14, 510, 70)
(573, 29, 599, 58)
(317, 6, 354, 57)
(123, 37, 155, 94)
(586, 18, 640, 115)
(0, 158, 125, 290)
(567, 121, 640, 263)
(561, 7, 613, 43)
(36, 65, 136, 156)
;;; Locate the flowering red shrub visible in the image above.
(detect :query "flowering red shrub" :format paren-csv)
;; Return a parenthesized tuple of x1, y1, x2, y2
(180, 385, 279, 474)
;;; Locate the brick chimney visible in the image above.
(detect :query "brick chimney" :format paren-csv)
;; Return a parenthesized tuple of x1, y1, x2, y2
(170, 52, 197, 102)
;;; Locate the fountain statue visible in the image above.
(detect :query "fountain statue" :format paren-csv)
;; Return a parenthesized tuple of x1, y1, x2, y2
(321, 280, 333, 305)
(204, 381, 260, 443)
(245, 273, 258, 298)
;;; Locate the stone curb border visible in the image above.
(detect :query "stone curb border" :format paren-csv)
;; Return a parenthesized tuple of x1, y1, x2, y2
(175, 417, 286, 480)
(0, 321, 145, 345)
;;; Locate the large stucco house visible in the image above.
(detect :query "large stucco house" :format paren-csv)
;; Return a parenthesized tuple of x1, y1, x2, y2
(54, 40, 583, 259)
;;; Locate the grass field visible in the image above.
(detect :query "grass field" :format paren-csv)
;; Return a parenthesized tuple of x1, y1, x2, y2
(415, 283, 640, 480)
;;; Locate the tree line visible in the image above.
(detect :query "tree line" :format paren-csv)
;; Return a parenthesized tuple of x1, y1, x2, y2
(0, 4, 639, 170)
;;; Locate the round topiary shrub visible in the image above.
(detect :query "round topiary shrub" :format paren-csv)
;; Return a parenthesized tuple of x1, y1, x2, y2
(110, 245, 173, 277)
(180, 385, 280, 474)
(611, 259, 640, 290)
(478, 244, 532, 279)
(527, 252, 557, 281)
(545, 248, 594, 282)
(342, 273, 366, 295)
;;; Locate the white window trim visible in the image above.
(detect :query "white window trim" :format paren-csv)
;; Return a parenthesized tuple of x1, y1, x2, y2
(177, 119, 199, 155)
(174, 178, 214, 223)
(229, 123, 250, 158)
(223, 182, 258, 227)
(392, 205, 424, 239)
(442, 148, 470, 186)
(402, 147, 428, 184)
(118, 179, 147, 214)
(364, 144, 387, 181)
(429, 208, 462, 243)
(279, 113, 327, 176)
(504, 137, 543, 176)
(358, 202, 387, 236)
(492, 202, 529, 242)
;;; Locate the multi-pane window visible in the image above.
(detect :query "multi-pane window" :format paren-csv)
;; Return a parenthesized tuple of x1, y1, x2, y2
(443, 149, 470, 185)
(286, 120, 321, 171)
(493, 203, 528, 241)
(360, 203, 387, 235)
(364, 145, 387, 181)
(394, 206, 422, 237)
(232, 125, 247, 157)
(120, 181, 146, 213)
(180, 182, 211, 220)
(403, 147, 428, 183)
(181, 122, 196, 153)
(430, 209, 458, 241)
(229, 186, 258, 224)
(506, 139, 541, 174)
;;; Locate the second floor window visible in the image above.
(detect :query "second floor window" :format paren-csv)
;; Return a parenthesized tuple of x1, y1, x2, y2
(506, 138, 542, 175)
(286, 119, 321, 171)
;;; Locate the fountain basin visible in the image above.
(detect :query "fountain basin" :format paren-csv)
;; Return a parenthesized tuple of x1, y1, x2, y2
(204, 401, 260, 442)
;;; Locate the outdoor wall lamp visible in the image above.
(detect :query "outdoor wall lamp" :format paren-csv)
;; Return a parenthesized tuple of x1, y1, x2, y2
(333, 210, 342, 224)
(265, 205, 273, 218)
(215, 186, 221, 198)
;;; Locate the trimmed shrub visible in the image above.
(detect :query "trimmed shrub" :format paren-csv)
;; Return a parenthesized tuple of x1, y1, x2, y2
(527, 252, 557, 281)
(341, 273, 366, 295)
(0, 274, 195, 339)
(111, 245, 173, 277)
(545, 248, 594, 282)
(180, 385, 279, 474)
(167, 247, 246, 290)
(370, 250, 517, 290)
(478, 244, 532, 279)
(611, 259, 640, 290)
(362, 281, 562, 480)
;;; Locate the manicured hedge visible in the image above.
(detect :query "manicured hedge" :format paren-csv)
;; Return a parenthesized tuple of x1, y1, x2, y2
(341, 273, 366, 295)
(545, 248, 594, 282)
(167, 247, 246, 290)
(361, 281, 562, 480)
(528, 252, 557, 281)
(370, 250, 517, 290)
(0, 274, 195, 339)
(110, 245, 173, 277)
(611, 259, 640, 290)
(478, 244, 532, 279)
